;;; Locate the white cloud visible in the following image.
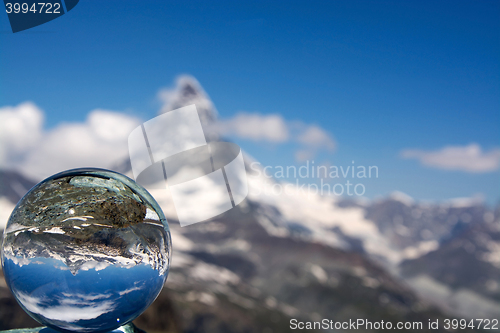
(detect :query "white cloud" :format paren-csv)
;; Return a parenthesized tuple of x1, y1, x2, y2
(0, 103, 140, 180)
(215, 113, 336, 161)
(294, 149, 314, 162)
(401, 143, 500, 173)
(0, 102, 44, 166)
(294, 124, 336, 162)
(16, 290, 116, 323)
(296, 125, 336, 150)
(216, 112, 289, 143)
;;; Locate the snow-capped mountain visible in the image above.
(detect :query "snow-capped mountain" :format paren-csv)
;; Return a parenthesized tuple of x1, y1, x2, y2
(1, 78, 499, 332)
(400, 208, 500, 319)
(0, 167, 454, 333)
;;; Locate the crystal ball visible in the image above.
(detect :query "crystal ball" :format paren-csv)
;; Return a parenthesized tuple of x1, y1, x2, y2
(1, 168, 171, 333)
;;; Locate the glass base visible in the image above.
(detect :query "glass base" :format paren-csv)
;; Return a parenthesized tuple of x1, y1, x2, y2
(0, 323, 145, 333)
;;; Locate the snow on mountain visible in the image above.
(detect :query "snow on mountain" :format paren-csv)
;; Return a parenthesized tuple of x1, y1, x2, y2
(1, 78, 499, 328)
(2, 163, 498, 320)
(444, 196, 485, 209)
(140, 152, 497, 275)
(158, 75, 219, 142)
(389, 191, 415, 206)
(125, 93, 404, 264)
(400, 209, 500, 318)
(245, 166, 402, 264)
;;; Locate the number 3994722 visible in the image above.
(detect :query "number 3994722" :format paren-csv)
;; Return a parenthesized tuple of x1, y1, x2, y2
(5, 3, 61, 14)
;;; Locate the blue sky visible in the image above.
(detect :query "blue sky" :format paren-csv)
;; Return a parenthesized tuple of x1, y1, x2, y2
(0, 1, 498, 204)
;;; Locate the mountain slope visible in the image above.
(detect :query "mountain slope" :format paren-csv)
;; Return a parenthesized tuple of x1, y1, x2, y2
(0, 169, 36, 205)
(156, 203, 453, 333)
(400, 211, 500, 319)
(0, 78, 498, 331)
(0, 169, 36, 229)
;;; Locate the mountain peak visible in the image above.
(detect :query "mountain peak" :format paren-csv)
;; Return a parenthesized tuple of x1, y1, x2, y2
(158, 75, 218, 134)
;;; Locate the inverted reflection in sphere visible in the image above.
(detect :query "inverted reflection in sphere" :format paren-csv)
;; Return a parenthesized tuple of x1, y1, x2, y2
(1, 168, 171, 333)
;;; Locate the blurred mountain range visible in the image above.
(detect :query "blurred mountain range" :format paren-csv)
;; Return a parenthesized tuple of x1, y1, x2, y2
(1, 79, 499, 332)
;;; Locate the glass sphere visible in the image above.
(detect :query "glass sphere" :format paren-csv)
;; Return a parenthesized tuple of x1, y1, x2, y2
(1, 168, 171, 333)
